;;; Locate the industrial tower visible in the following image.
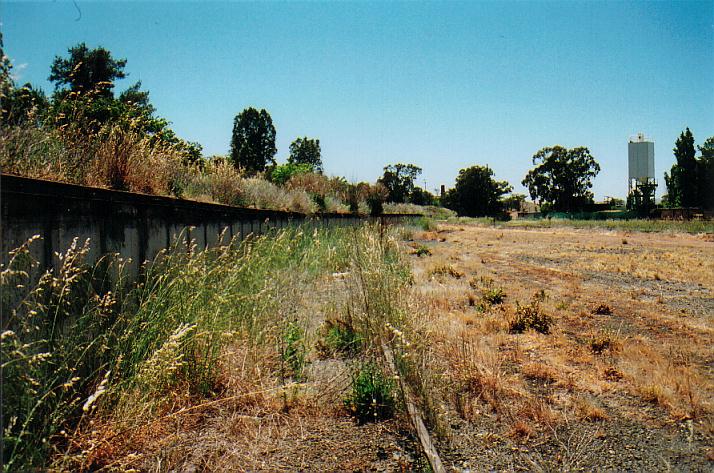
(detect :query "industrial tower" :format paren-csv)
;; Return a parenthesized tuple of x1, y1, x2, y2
(627, 133, 657, 211)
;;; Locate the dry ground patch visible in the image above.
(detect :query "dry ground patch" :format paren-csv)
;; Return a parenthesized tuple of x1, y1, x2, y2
(408, 223, 713, 470)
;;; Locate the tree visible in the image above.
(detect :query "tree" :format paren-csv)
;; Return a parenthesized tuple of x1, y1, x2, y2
(1, 31, 12, 98)
(1, 83, 48, 125)
(502, 193, 526, 212)
(230, 107, 277, 175)
(288, 137, 322, 172)
(522, 146, 600, 213)
(1, 32, 48, 125)
(378, 163, 422, 203)
(627, 181, 657, 215)
(49, 43, 127, 97)
(410, 186, 438, 206)
(698, 137, 714, 210)
(270, 162, 313, 185)
(664, 128, 698, 208)
(443, 165, 512, 217)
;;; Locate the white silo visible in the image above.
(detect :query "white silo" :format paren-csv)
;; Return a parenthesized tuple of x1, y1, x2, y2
(628, 133, 655, 195)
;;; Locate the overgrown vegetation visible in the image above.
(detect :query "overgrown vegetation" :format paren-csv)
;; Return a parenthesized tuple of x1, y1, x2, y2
(1, 222, 433, 470)
(1, 226, 357, 470)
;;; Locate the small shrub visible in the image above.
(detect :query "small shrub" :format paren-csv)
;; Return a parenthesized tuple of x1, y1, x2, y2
(555, 300, 569, 310)
(481, 287, 506, 305)
(414, 245, 431, 257)
(532, 289, 548, 302)
(509, 300, 552, 334)
(344, 362, 395, 424)
(592, 304, 613, 315)
(589, 335, 612, 354)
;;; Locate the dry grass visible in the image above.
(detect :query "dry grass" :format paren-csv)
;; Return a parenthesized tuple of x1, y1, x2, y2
(407, 222, 714, 458)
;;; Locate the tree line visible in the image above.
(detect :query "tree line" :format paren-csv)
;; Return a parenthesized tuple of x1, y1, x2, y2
(2, 40, 711, 217)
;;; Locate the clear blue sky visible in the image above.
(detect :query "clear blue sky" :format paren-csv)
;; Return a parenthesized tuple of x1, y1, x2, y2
(3, 1, 713, 199)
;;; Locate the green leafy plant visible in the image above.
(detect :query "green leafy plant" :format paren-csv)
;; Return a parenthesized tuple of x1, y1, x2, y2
(281, 321, 307, 380)
(344, 362, 395, 424)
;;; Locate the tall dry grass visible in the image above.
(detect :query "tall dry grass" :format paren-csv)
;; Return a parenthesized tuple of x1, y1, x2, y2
(1, 224, 366, 471)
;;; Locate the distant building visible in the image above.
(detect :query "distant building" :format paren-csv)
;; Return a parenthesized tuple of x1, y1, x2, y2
(628, 133, 655, 196)
(627, 133, 657, 211)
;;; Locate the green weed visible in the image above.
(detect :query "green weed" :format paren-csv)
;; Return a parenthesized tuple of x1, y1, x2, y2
(344, 362, 396, 424)
(281, 321, 307, 380)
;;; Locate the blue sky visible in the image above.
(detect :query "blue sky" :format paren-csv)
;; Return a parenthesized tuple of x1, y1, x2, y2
(3, 1, 713, 199)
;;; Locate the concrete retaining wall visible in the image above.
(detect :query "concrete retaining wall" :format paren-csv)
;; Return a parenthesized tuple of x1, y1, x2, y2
(1, 174, 420, 274)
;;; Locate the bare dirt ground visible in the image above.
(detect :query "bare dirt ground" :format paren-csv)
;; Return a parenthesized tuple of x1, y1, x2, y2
(409, 223, 713, 471)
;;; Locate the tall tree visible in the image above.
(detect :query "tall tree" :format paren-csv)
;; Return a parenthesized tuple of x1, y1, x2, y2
(378, 163, 422, 203)
(288, 137, 322, 172)
(49, 43, 127, 97)
(0, 31, 12, 96)
(1, 33, 48, 125)
(522, 146, 600, 212)
(230, 107, 277, 175)
(443, 165, 512, 217)
(697, 136, 714, 210)
(664, 128, 699, 208)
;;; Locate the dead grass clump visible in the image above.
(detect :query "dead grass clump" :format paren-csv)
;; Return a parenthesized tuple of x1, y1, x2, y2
(573, 396, 609, 421)
(447, 338, 518, 419)
(428, 263, 464, 279)
(522, 362, 559, 385)
(198, 160, 244, 206)
(603, 366, 624, 382)
(516, 398, 558, 427)
(621, 341, 709, 420)
(509, 420, 534, 440)
(591, 304, 613, 315)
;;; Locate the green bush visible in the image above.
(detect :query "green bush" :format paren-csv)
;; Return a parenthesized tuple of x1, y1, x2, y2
(270, 162, 313, 185)
(344, 362, 395, 424)
(509, 300, 552, 334)
(481, 287, 506, 305)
